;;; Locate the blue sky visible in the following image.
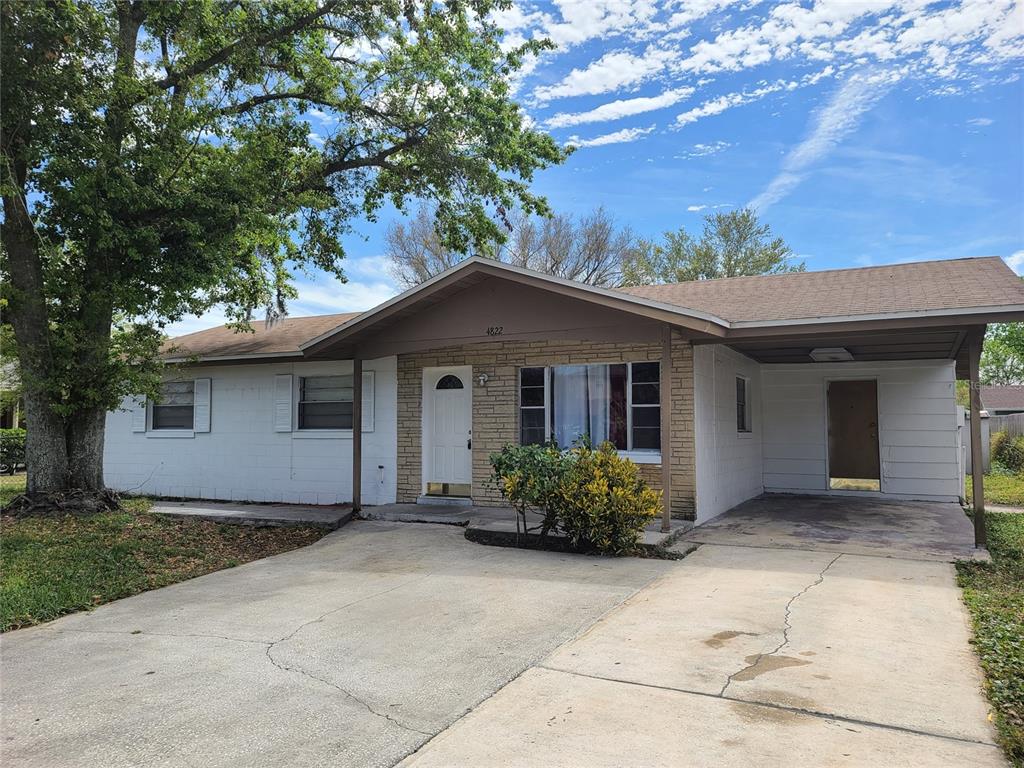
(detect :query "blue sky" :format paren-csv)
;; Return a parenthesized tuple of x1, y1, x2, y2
(168, 0, 1024, 335)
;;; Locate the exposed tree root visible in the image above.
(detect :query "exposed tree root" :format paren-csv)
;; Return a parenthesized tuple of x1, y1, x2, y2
(3, 488, 121, 519)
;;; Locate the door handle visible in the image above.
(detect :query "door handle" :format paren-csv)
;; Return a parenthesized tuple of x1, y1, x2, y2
(467, 438, 472, 450)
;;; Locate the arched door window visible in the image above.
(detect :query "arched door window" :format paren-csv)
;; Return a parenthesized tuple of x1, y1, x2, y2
(436, 374, 464, 390)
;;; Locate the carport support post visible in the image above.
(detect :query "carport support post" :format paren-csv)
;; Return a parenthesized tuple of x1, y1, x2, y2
(352, 356, 362, 513)
(660, 324, 673, 533)
(968, 334, 986, 548)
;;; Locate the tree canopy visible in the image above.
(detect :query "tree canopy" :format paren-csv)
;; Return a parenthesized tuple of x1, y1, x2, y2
(0, 0, 566, 494)
(622, 207, 804, 285)
(981, 323, 1024, 385)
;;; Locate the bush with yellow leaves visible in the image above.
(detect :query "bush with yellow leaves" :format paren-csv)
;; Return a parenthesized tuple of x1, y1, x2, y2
(554, 442, 662, 555)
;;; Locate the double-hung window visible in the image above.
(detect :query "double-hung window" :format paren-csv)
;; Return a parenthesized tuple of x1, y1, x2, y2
(298, 375, 353, 429)
(519, 362, 661, 454)
(151, 381, 195, 430)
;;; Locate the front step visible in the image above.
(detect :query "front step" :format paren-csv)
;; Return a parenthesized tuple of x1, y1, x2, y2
(416, 495, 473, 507)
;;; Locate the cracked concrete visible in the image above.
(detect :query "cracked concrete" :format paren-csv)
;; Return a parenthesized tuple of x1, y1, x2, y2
(402, 526, 1003, 766)
(719, 553, 842, 697)
(0, 521, 668, 768)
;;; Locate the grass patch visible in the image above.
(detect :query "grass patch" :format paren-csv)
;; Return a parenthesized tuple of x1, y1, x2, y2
(967, 473, 1024, 507)
(1, 476, 327, 632)
(957, 511, 1024, 766)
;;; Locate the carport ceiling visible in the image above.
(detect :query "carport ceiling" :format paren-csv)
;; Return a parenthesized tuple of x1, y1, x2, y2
(726, 328, 967, 366)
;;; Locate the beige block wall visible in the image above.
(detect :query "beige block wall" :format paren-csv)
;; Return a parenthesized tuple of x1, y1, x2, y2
(396, 334, 696, 519)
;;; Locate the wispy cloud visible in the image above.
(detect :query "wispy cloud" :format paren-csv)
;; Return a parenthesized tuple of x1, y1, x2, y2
(687, 205, 707, 212)
(675, 140, 732, 159)
(567, 125, 656, 148)
(749, 72, 897, 211)
(547, 87, 694, 128)
(674, 67, 834, 128)
(535, 47, 677, 102)
(1006, 250, 1024, 275)
(967, 117, 994, 126)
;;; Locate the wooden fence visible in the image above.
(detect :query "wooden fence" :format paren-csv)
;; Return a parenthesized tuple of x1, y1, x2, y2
(988, 413, 1024, 439)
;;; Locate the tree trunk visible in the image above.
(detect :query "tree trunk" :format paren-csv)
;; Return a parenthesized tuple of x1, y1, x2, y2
(67, 407, 108, 490)
(2, 167, 70, 494)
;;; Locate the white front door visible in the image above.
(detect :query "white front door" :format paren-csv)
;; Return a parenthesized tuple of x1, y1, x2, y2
(424, 368, 472, 493)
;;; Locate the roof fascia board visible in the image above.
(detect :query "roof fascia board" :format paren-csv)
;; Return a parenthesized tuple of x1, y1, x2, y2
(162, 351, 305, 364)
(728, 304, 1024, 330)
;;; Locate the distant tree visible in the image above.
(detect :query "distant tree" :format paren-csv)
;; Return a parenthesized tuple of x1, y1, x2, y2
(980, 323, 1024, 385)
(621, 208, 804, 285)
(386, 205, 637, 288)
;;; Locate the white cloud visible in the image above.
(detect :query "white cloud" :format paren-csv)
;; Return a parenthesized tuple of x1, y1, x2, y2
(522, 0, 1021, 116)
(566, 125, 656, 147)
(686, 205, 707, 212)
(534, 47, 677, 102)
(967, 116, 994, 126)
(676, 140, 732, 159)
(546, 87, 694, 128)
(292, 278, 397, 315)
(1006, 250, 1024, 275)
(750, 71, 897, 211)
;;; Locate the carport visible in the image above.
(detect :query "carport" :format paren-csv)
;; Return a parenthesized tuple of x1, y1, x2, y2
(695, 318, 1007, 549)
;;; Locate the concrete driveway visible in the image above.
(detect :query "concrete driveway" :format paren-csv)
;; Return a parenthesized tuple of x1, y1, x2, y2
(3, 499, 1003, 767)
(403, 500, 1004, 767)
(0, 521, 668, 768)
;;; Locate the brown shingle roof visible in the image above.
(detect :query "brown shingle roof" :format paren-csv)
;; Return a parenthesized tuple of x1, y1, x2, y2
(163, 312, 360, 359)
(163, 256, 1023, 360)
(617, 256, 1024, 324)
(981, 385, 1024, 411)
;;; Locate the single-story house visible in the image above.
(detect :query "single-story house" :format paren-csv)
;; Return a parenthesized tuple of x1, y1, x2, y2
(981, 385, 1024, 416)
(104, 255, 1024, 546)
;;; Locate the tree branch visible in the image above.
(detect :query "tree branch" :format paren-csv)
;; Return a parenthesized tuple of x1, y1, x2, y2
(315, 133, 425, 180)
(220, 91, 337, 115)
(154, 0, 344, 90)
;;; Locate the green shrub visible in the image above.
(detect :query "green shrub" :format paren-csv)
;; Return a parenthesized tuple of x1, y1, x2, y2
(489, 441, 661, 555)
(554, 442, 662, 556)
(489, 443, 569, 538)
(992, 431, 1024, 473)
(0, 428, 26, 474)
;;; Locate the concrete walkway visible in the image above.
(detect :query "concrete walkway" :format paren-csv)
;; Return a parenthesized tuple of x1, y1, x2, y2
(401, 507, 1003, 766)
(150, 500, 353, 529)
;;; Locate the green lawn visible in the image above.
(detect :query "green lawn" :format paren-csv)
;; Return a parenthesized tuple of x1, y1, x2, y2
(967, 473, 1024, 507)
(1, 476, 326, 632)
(957, 511, 1024, 766)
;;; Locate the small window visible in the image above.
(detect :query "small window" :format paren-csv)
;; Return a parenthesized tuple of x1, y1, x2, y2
(630, 362, 661, 450)
(299, 375, 353, 430)
(436, 374, 464, 390)
(152, 380, 195, 430)
(519, 367, 547, 445)
(736, 376, 751, 433)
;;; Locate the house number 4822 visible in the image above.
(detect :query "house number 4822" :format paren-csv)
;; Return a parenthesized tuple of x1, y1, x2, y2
(486, 326, 503, 336)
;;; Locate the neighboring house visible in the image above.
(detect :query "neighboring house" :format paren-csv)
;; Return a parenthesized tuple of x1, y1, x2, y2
(981, 385, 1024, 415)
(104, 255, 1024, 528)
(0, 360, 22, 430)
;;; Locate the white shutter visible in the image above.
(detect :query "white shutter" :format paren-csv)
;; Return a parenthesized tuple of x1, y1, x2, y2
(274, 374, 293, 432)
(193, 378, 211, 433)
(130, 396, 147, 433)
(361, 371, 374, 433)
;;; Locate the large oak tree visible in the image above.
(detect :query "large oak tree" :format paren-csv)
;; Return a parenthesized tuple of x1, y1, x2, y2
(1, 0, 564, 497)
